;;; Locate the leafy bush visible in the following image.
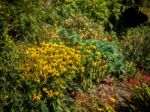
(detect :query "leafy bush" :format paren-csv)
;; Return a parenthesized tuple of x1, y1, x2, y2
(17, 42, 82, 111)
(41, 0, 122, 34)
(84, 40, 125, 73)
(0, 0, 48, 42)
(58, 30, 132, 79)
(0, 0, 122, 43)
(0, 36, 22, 111)
(63, 14, 107, 40)
(120, 26, 150, 70)
(76, 0, 121, 30)
(13, 41, 107, 111)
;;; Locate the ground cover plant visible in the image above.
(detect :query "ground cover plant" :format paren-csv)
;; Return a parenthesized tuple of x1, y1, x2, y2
(0, 0, 150, 112)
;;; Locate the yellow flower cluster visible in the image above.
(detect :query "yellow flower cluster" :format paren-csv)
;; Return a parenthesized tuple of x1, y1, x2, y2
(43, 88, 59, 98)
(91, 60, 107, 68)
(20, 42, 81, 80)
(88, 45, 96, 50)
(85, 49, 92, 54)
(82, 45, 107, 69)
(19, 42, 108, 101)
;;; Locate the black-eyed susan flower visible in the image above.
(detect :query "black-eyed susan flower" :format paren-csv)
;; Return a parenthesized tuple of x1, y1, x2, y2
(33, 93, 41, 101)
(96, 51, 101, 56)
(92, 62, 97, 67)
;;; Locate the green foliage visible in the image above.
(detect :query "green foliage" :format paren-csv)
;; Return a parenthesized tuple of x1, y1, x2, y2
(76, 0, 121, 30)
(55, 30, 133, 79)
(0, 36, 22, 111)
(52, 31, 108, 88)
(116, 85, 150, 112)
(84, 40, 125, 73)
(41, 0, 122, 32)
(1, 0, 150, 111)
(83, 39, 136, 79)
(0, 0, 122, 43)
(0, 0, 47, 42)
(63, 14, 106, 40)
(120, 26, 150, 70)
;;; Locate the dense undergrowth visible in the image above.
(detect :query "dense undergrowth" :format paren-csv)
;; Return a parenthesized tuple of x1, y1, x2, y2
(0, 0, 150, 112)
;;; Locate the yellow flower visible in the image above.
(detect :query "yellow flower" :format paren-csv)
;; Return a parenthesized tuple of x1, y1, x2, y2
(60, 84, 66, 89)
(53, 92, 59, 96)
(109, 97, 117, 103)
(97, 60, 102, 64)
(47, 90, 54, 98)
(97, 107, 104, 112)
(81, 67, 85, 72)
(71, 66, 77, 70)
(96, 51, 101, 56)
(43, 87, 48, 93)
(104, 103, 115, 112)
(62, 67, 67, 72)
(52, 71, 59, 77)
(33, 93, 41, 101)
(92, 62, 97, 67)
(68, 60, 73, 64)
(91, 45, 96, 50)
(85, 50, 91, 54)
(34, 79, 40, 84)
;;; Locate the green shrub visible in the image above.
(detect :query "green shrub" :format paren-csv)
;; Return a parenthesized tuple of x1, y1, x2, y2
(15, 42, 82, 112)
(63, 14, 107, 40)
(51, 35, 108, 89)
(13, 41, 105, 111)
(54, 30, 134, 79)
(76, 0, 121, 30)
(0, 0, 48, 42)
(42, 0, 122, 33)
(0, 36, 23, 111)
(120, 26, 150, 70)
